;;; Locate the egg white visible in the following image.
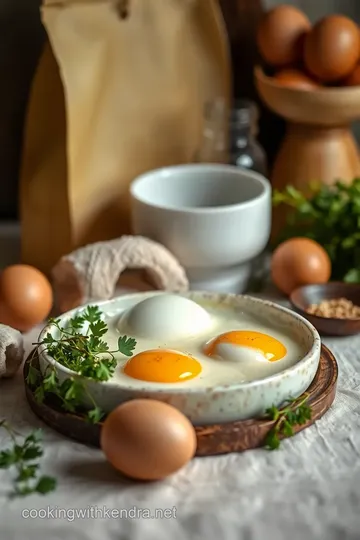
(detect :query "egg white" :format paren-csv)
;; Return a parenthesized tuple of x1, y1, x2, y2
(118, 294, 214, 340)
(210, 343, 270, 364)
(87, 295, 307, 390)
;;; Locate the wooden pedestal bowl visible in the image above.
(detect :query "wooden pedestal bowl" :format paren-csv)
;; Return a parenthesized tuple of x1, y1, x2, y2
(254, 67, 360, 239)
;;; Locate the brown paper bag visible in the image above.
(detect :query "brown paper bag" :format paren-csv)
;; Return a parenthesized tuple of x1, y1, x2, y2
(20, 0, 231, 276)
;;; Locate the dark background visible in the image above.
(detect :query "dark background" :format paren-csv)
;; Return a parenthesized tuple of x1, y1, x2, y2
(1, 0, 359, 221)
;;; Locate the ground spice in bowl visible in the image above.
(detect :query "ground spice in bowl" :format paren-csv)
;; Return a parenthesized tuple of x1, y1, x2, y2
(306, 298, 360, 319)
(290, 284, 360, 336)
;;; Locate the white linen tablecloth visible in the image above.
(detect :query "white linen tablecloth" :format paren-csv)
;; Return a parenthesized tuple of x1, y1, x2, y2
(0, 225, 360, 540)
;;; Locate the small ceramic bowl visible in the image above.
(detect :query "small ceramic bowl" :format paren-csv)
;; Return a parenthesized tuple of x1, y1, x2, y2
(38, 291, 321, 425)
(130, 164, 271, 294)
(290, 282, 360, 336)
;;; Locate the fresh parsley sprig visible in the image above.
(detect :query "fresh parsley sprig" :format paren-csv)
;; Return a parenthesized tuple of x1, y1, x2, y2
(0, 421, 56, 497)
(273, 178, 360, 283)
(27, 305, 137, 423)
(264, 394, 312, 450)
(37, 305, 136, 381)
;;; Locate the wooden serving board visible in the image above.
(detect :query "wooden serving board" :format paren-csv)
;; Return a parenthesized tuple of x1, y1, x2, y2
(23, 345, 338, 456)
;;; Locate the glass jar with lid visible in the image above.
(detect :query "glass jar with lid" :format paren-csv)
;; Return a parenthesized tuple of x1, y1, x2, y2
(229, 99, 267, 176)
(196, 98, 267, 176)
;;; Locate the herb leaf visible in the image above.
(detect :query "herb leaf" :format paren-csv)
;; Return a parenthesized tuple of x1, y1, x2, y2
(87, 406, 105, 424)
(16, 464, 38, 482)
(272, 179, 360, 282)
(264, 429, 280, 450)
(22, 446, 43, 461)
(35, 476, 57, 495)
(26, 365, 40, 387)
(118, 336, 137, 357)
(0, 423, 56, 498)
(264, 394, 312, 450)
(0, 450, 17, 468)
(89, 320, 108, 338)
(83, 305, 102, 323)
(34, 386, 45, 404)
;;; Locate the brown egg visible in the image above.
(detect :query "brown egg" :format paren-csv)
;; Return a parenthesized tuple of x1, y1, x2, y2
(100, 399, 197, 481)
(343, 62, 360, 86)
(257, 5, 311, 67)
(271, 238, 331, 296)
(274, 68, 320, 90)
(304, 15, 360, 83)
(0, 264, 53, 331)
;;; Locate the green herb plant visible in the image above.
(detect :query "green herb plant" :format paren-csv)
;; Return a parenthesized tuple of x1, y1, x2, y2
(26, 305, 136, 423)
(0, 422, 56, 497)
(264, 393, 312, 450)
(273, 178, 360, 283)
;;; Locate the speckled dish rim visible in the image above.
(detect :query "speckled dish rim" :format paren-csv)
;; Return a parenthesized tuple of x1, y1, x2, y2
(38, 291, 321, 394)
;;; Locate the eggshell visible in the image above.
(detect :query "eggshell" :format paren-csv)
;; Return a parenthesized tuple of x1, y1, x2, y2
(273, 69, 320, 90)
(304, 15, 360, 83)
(343, 62, 360, 86)
(257, 5, 311, 67)
(271, 238, 331, 296)
(0, 265, 53, 331)
(100, 399, 197, 480)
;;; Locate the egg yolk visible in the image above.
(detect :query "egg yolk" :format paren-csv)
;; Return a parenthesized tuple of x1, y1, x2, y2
(123, 349, 202, 383)
(204, 331, 287, 362)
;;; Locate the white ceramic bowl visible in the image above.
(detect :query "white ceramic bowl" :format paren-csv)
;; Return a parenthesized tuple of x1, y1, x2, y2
(38, 291, 321, 425)
(130, 164, 271, 293)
